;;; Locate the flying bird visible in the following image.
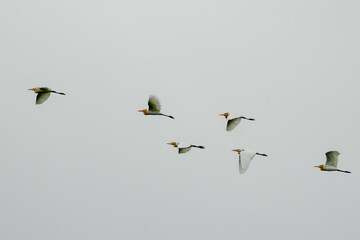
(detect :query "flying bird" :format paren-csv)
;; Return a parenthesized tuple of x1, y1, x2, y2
(219, 112, 255, 131)
(138, 95, 174, 119)
(232, 149, 267, 174)
(314, 151, 351, 173)
(167, 142, 205, 154)
(28, 87, 65, 105)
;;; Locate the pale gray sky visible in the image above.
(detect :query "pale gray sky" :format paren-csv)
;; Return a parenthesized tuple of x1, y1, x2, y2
(0, 0, 359, 239)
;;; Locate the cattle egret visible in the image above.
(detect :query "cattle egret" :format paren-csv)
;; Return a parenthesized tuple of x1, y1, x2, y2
(138, 95, 174, 119)
(232, 149, 267, 174)
(28, 87, 65, 105)
(314, 151, 351, 173)
(219, 112, 255, 131)
(167, 142, 205, 154)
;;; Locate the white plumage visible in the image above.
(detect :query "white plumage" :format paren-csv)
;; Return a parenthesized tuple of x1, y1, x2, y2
(314, 151, 351, 173)
(28, 87, 65, 105)
(325, 151, 339, 168)
(168, 142, 205, 154)
(148, 95, 161, 113)
(233, 149, 268, 174)
(138, 95, 174, 119)
(219, 112, 255, 131)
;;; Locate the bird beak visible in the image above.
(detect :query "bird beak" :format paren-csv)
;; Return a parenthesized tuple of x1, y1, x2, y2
(219, 113, 229, 118)
(138, 110, 144, 112)
(167, 142, 177, 147)
(314, 165, 320, 168)
(28, 88, 35, 91)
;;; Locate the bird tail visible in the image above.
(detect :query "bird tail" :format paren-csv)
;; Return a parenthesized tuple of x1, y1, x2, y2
(256, 153, 268, 157)
(192, 145, 205, 149)
(337, 169, 351, 174)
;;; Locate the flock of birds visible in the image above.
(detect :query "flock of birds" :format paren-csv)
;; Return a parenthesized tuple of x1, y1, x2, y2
(29, 87, 352, 174)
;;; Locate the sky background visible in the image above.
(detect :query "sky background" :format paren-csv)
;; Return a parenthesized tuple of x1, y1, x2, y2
(0, 0, 359, 239)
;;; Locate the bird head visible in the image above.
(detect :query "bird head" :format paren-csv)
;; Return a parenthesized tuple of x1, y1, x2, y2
(138, 109, 147, 114)
(232, 149, 242, 154)
(219, 112, 229, 119)
(28, 88, 38, 93)
(167, 142, 178, 147)
(314, 165, 324, 170)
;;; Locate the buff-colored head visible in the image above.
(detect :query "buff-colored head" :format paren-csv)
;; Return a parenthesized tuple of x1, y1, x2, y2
(28, 88, 38, 93)
(314, 165, 324, 170)
(219, 112, 230, 119)
(232, 149, 242, 154)
(167, 142, 178, 147)
(138, 109, 148, 115)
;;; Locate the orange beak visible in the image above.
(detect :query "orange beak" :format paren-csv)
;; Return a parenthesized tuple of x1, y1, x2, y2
(167, 142, 177, 147)
(219, 113, 229, 118)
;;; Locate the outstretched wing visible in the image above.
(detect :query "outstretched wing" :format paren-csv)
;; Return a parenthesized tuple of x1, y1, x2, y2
(226, 117, 241, 131)
(179, 147, 191, 154)
(238, 150, 256, 174)
(325, 151, 340, 168)
(36, 92, 50, 104)
(148, 95, 161, 112)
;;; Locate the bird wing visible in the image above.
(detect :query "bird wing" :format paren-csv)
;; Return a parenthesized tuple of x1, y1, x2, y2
(325, 151, 340, 168)
(36, 92, 51, 104)
(238, 150, 256, 174)
(226, 117, 241, 131)
(148, 95, 161, 112)
(179, 147, 192, 154)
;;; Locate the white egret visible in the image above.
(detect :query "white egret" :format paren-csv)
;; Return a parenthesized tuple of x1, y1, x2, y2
(28, 87, 65, 105)
(167, 142, 205, 154)
(138, 95, 174, 119)
(314, 151, 351, 173)
(232, 149, 267, 174)
(219, 112, 255, 131)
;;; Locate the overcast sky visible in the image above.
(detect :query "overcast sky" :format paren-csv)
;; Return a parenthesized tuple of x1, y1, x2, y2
(0, 0, 359, 239)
